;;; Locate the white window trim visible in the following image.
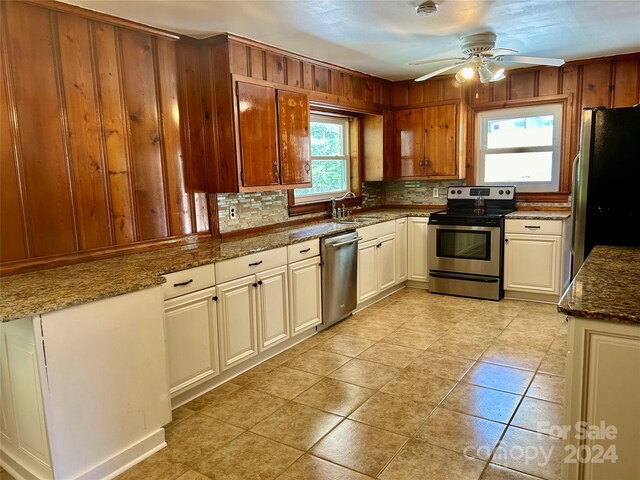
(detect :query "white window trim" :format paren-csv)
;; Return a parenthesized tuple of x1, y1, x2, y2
(294, 114, 350, 204)
(476, 103, 563, 192)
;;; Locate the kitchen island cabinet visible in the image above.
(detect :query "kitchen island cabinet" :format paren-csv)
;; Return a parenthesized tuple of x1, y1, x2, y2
(0, 288, 170, 480)
(559, 245, 640, 480)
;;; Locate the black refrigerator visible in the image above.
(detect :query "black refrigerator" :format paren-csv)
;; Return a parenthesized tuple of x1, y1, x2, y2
(572, 105, 640, 277)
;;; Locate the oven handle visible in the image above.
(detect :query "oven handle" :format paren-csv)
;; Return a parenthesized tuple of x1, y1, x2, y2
(429, 272, 499, 283)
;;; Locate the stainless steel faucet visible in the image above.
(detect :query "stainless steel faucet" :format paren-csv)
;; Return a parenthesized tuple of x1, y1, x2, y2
(330, 191, 356, 218)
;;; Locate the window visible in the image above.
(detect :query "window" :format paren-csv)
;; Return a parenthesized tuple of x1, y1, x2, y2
(294, 114, 350, 203)
(476, 104, 563, 192)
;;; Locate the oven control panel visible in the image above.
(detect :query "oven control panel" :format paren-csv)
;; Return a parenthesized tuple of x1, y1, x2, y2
(448, 186, 516, 200)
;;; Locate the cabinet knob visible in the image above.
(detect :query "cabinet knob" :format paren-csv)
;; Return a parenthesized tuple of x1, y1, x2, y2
(505, 239, 509, 243)
(257, 280, 263, 285)
(212, 296, 218, 302)
(252, 282, 258, 288)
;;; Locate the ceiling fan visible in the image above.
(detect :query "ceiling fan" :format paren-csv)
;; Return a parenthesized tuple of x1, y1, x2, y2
(410, 32, 565, 83)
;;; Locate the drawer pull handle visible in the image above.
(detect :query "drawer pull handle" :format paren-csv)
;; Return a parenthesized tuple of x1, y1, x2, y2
(299, 248, 311, 253)
(249, 260, 263, 267)
(525, 225, 541, 229)
(173, 279, 193, 287)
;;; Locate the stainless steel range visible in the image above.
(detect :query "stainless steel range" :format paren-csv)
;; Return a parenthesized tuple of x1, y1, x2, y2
(428, 186, 516, 301)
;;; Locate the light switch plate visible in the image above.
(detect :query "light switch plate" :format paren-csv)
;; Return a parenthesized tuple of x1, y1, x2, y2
(433, 188, 439, 198)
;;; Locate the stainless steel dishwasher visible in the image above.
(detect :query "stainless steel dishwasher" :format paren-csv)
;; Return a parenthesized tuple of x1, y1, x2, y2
(318, 230, 360, 331)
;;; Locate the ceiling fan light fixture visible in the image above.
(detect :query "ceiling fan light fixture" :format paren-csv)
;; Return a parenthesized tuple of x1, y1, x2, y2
(485, 62, 505, 81)
(478, 64, 493, 83)
(460, 66, 475, 79)
(454, 70, 467, 83)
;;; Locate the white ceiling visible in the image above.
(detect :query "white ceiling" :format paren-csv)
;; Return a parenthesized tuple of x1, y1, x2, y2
(61, 0, 640, 81)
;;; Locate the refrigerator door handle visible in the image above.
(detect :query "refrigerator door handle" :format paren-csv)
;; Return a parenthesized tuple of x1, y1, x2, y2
(570, 153, 580, 255)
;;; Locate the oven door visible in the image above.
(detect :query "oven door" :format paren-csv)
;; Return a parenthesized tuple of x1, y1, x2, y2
(428, 224, 501, 277)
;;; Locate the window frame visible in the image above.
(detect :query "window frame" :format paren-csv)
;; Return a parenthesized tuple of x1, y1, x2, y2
(293, 114, 351, 204)
(476, 103, 563, 192)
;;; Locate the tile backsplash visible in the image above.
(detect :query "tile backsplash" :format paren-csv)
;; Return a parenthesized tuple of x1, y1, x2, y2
(383, 180, 466, 205)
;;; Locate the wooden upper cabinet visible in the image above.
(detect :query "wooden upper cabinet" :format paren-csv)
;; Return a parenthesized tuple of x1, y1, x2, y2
(424, 104, 457, 177)
(236, 82, 279, 187)
(392, 104, 458, 179)
(277, 90, 311, 186)
(394, 108, 424, 178)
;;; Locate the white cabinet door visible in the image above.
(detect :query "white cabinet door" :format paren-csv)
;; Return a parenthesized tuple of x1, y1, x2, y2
(288, 257, 322, 336)
(0, 318, 52, 479)
(164, 287, 219, 395)
(358, 239, 379, 304)
(256, 265, 290, 351)
(217, 275, 258, 370)
(408, 217, 429, 282)
(395, 218, 407, 283)
(377, 233, 397, 292)
(504, 233, 561, 294)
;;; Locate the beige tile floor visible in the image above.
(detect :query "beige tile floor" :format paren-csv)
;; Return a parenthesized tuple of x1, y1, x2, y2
(5, 289, 570, 480)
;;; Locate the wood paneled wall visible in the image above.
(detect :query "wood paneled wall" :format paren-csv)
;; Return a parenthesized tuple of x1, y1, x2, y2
(390, 53, 640, 196)
(0, 1, 209, 271)
(220, 34, 387, 112)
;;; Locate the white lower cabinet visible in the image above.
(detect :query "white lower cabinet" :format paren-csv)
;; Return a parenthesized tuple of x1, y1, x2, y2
(164, 287, 219, 395)
(378, 233, 397, 291)
(357, 239, 379, 303)
(216, 275, 259, 371)
(357, 231, 397, 305)
(504, 218, 570, 301)
(504, 233, 561, 294)
(408, 217, 429, 283)
(288, 256, 322, 336)
(256, 266, 290, 351)
(395, 218, 407, 283)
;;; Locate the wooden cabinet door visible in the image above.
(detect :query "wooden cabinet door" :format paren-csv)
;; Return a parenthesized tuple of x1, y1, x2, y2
(236, 81, 279, 187)
(377, 234, 397, 292)
(504, 234, 561, 294)
(424, 104, 457, 177)
(216, 275, 258, 370)
(357, 239, 379, 304)
(394, 108, 425, 178)
(395, 218, 408, 283)
(288, 257, 322, 336)
(256, 265, 290, 351)
(277, 90, 311, 186)
(164, 287, 219, 395)
(408, 217, 429, 282)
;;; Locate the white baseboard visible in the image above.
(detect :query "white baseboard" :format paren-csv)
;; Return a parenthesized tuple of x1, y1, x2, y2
(76, 429, 166, 480)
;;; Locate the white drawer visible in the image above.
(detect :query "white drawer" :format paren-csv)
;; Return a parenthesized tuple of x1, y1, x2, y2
(288, 239, 320, 263)
(357, 220, 396, 242)
(505, 219, 563, 235)
(161, 264, 216, 299)
(216, 247, 287, 284)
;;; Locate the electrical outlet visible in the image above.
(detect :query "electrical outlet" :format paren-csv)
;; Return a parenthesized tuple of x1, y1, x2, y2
(433, 187, 439, 198)
(229, 207, 237, 220)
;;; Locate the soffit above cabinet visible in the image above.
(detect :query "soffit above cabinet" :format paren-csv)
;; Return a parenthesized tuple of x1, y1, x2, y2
(60, 0, 640, 81)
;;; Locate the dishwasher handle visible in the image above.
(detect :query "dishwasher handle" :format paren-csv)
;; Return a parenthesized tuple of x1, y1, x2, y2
(327, 237, 362, 247)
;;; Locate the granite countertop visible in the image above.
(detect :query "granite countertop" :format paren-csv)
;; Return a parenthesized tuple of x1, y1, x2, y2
(506, 211, 571, 220)
(0, 209, 435, 322)
(558, 245, 640, 324)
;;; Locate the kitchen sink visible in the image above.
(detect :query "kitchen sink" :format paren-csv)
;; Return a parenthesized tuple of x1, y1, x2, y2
(334, 216, 380, 224)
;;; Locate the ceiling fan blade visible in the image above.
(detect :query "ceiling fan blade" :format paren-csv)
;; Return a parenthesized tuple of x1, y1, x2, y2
(482, 47, 518, 57)
(409, 57, 466, 66)
(496, 55, 565, 67)
(414, 62, 465, 82)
